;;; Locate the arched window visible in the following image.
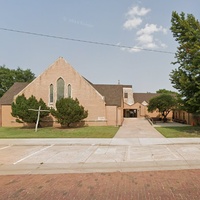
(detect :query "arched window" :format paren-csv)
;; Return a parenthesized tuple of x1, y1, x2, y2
(50, 84, 54, 103)
(57, 78, 65, 100)
(68, 84, 71, 98)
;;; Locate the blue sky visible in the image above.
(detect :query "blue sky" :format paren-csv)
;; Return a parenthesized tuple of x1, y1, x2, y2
(0, 0, 199, 92)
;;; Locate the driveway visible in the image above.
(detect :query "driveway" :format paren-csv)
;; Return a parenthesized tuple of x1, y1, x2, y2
(114, 118, 164, 138)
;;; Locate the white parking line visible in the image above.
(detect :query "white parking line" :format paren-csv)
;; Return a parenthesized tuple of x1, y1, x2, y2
(0, 145, 12, 150)
(166, 146, 180, 159)
(13, 144, 54, 165)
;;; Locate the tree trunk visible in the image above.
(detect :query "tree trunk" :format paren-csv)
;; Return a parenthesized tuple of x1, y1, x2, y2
(163, 116, 167, 122)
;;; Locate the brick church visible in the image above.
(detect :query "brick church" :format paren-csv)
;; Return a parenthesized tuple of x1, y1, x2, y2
(0, 57, 167, 127)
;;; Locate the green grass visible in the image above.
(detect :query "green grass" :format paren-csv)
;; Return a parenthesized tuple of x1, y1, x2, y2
(0, 126, 119, 138)
(155, 126, 200, 138)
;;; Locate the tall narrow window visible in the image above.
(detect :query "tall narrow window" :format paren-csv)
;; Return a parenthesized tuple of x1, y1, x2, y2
(68, 84, 71, 98)
(57, 78, 65, 100)
(50, 84, 54, 103)
(124, 92, 128, 98)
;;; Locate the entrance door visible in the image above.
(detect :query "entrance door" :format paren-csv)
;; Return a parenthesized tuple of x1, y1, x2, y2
(124, 109, 137, 118)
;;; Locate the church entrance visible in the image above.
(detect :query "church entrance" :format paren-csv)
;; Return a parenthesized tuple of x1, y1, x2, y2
(124, 109, 137, 118)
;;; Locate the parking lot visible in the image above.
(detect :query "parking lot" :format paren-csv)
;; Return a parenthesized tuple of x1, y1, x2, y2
(1, 137, 200, 175)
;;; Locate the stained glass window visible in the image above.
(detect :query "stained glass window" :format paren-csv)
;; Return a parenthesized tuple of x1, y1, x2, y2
(50, 84, 53, 103)
(68, 84, 71, 98)
(57, 78, 65, 100)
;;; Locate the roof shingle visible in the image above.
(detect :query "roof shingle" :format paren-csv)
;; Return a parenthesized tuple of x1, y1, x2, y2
(0, 82, 29, 105)
(133, 93, 159, 104)
(93, 84, 132, 106)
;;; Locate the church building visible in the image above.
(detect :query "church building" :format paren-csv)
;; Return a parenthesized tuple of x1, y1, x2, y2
(0, 57, 163, 127)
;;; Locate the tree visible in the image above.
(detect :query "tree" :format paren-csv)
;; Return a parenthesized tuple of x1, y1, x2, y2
(156, 89, 177, 94)
(11, 94, 49, 125)
(148, 94, 177, 122)
(51, 98, 88, 127)
(0, 66, 35, 97)
(170, 11, 200, 114)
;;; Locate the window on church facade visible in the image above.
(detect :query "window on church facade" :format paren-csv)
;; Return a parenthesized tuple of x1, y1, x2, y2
(124, 92, 128, 98)
(68, 84, 71, 98)
(50, 84, 54, 103)
(57, 78, 65, 100)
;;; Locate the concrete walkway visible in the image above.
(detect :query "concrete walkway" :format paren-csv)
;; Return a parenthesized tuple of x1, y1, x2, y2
(114, 118, 164, 138)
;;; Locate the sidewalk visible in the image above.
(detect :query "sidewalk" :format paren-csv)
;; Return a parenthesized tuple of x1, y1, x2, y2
(114, 118, 164, 138)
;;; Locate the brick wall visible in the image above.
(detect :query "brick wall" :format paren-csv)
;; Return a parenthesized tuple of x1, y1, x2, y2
(15, 57, 108, 126)
(1, 105, 23, 127)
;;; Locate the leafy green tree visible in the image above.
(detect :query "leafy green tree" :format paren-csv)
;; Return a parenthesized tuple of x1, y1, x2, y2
(0, 66, 35, 97)
(51, 98, 88, 127)
(170, 11, 200, 114)
(156, 89, 177, 94)
(148, 94, 177, 122)
(12, 94, 49, 125)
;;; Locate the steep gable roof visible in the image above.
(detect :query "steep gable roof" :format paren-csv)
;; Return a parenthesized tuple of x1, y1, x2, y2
(133, 93, 159, 104)
(93, 84, 132, 106)
(0, 82, 29, 105)
(14, 58, 106, 106)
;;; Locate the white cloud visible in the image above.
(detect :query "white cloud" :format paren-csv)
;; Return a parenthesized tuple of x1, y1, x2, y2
(127, 6, 151, 17)
(160, 43, 167, 48)
(123, 18, 142, 29)
(137, 24, 167, 35)
(123, 6, 150, 29)
(135, 23, 168, 50)
(121, 46, 142, 53)
(137, 34, 153, 44)
(128, 46, 142, 53)
(122, 6, 167, 53)
(144, 42, 157, 49)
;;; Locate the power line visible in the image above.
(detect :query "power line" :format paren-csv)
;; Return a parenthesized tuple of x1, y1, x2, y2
(0, 27, 175, 54)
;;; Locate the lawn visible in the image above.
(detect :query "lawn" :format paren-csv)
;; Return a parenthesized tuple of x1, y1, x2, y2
(155, 126, 200, 138)
(0, 126, 119, 138)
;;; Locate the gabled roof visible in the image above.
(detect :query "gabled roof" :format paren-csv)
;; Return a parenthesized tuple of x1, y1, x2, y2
(93, 84, 132, 106)
(79, 77, 132, 106)
(0, 82, 29, 105)
(133, 93, 159, 104)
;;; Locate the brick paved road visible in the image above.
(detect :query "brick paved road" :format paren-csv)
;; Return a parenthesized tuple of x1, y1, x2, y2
(0, 169, 200, 200)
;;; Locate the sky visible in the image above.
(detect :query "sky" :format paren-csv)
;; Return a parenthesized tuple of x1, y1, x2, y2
(0, 0, 200, 93)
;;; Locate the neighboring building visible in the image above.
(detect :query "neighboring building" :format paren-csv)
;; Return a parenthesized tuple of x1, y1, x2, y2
(173, 109, 197, 126)
(0, 82, 29, 127)
(0, 57, 173, 127)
